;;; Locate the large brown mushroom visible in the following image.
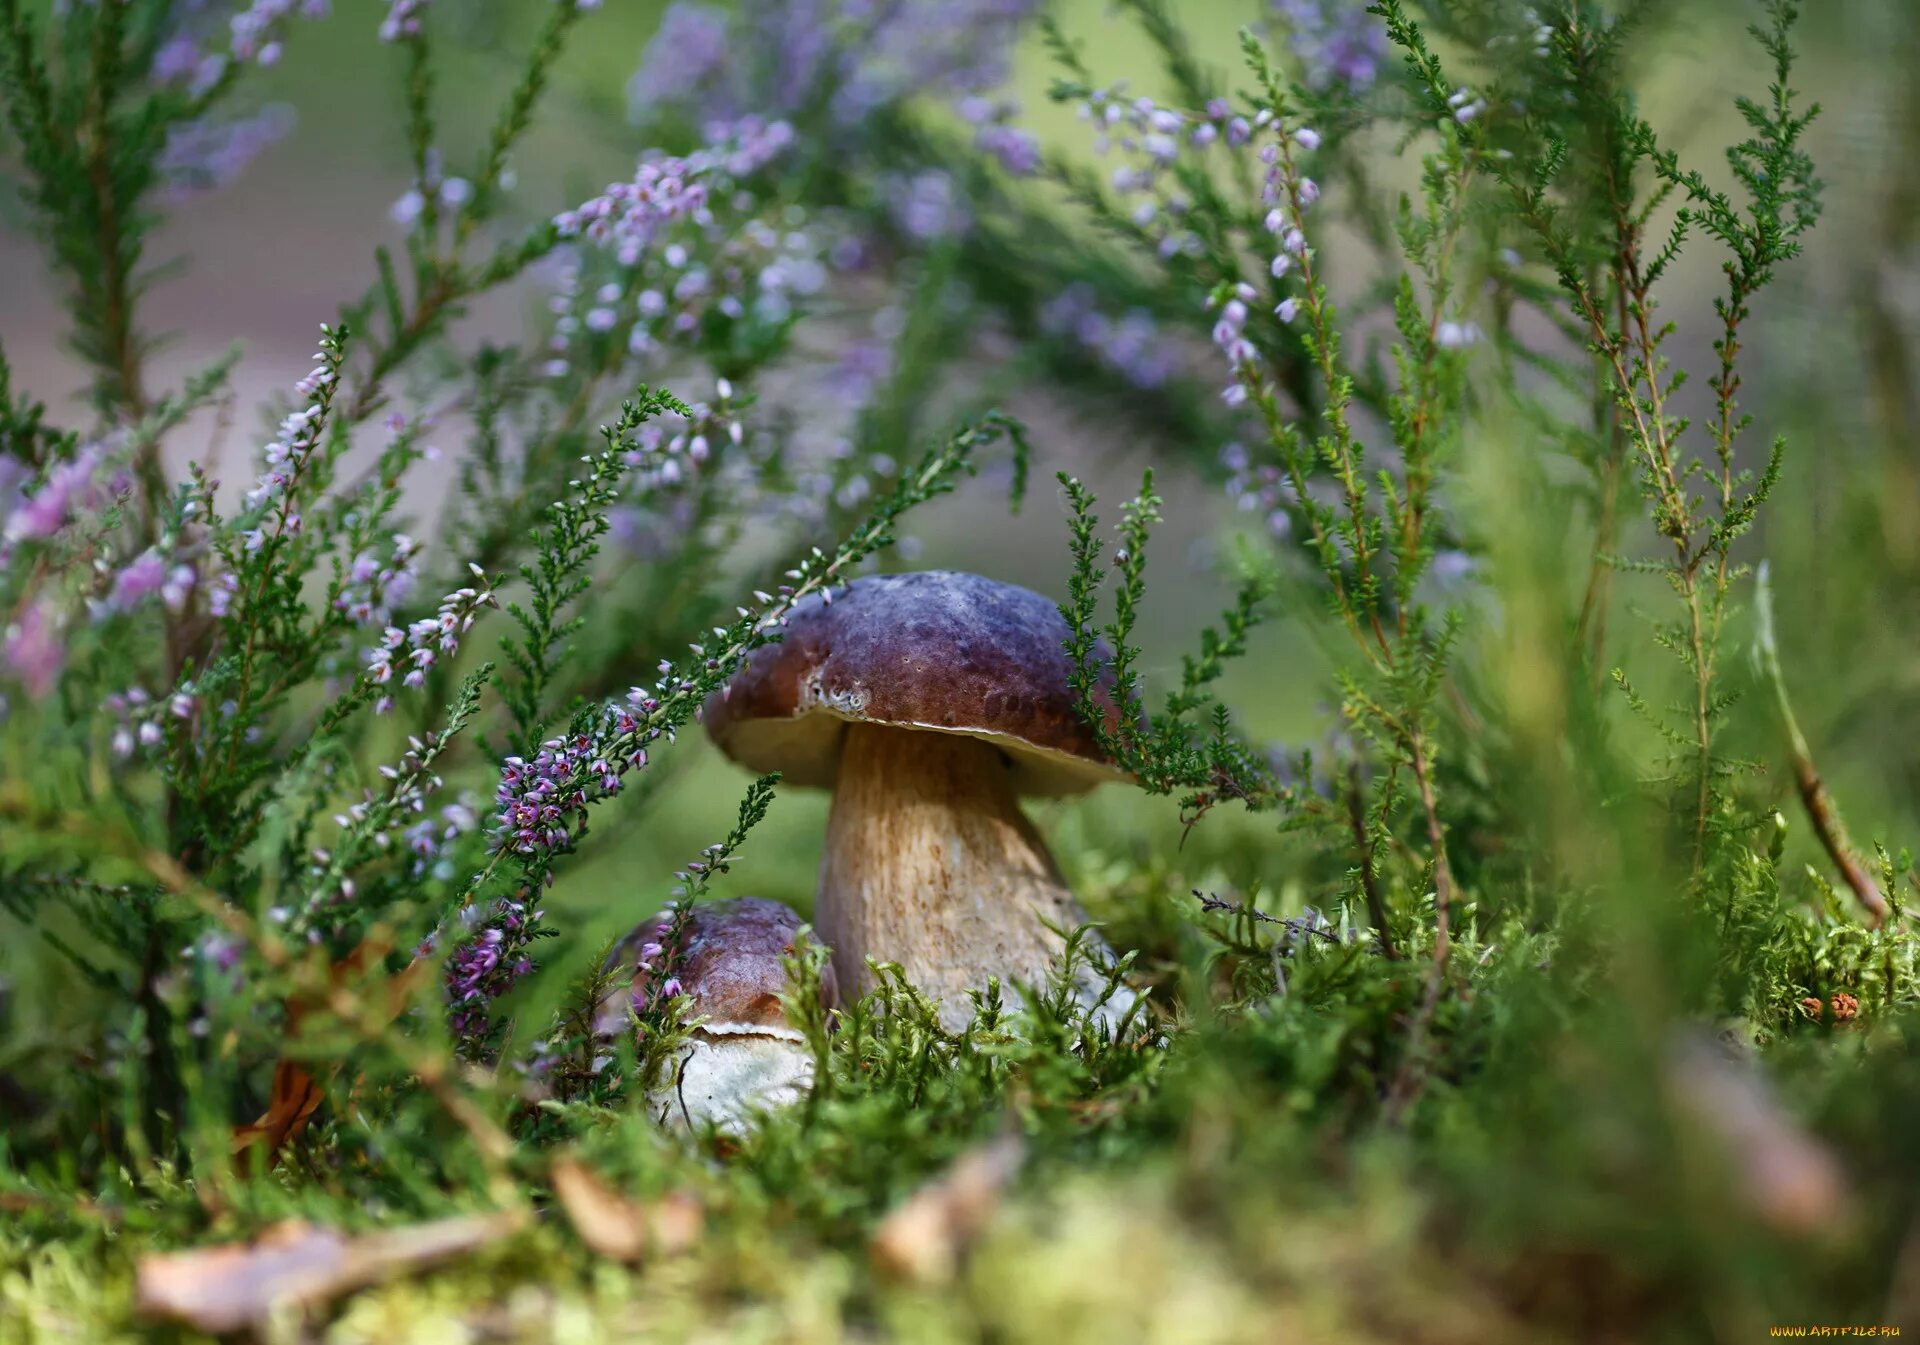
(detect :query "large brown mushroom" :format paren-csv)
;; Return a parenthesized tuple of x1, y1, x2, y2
(602, 897, 834, 1132)
(703, 570, 1138, 1030)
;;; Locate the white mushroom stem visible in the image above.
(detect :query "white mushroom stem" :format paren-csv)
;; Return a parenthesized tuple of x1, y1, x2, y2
(817, 721, 1131, 1031)
(647, 1024, 816, 1135)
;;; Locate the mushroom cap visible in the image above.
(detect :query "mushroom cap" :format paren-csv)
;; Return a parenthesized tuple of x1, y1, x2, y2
(703, 570, 1129, 797)
(604, 896, 835, 1041)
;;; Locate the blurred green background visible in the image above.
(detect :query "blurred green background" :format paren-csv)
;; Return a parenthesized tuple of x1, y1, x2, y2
(3, 0, 1917, 989)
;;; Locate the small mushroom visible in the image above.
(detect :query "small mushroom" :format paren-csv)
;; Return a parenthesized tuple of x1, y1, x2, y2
(703, 570, 1139, 1030)
(602, 897, 834, 1132)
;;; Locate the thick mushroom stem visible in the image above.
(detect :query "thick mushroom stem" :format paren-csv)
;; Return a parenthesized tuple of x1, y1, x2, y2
(817, 721, 1127, 1030)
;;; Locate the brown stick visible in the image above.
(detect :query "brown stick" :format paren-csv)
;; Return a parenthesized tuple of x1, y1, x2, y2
(1754, 567, 1889, 926)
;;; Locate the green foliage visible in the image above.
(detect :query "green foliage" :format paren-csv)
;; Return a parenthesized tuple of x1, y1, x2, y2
(0, 0, 1916, 1340)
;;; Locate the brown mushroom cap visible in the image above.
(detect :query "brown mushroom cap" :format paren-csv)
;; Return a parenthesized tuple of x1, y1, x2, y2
(703, 571, 1128, 797)
(605, 896, 836, 1036)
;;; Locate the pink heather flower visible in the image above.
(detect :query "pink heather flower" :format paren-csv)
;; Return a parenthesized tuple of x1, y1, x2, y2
(2, 600, 63, 699)
(208, 572, 241, 618)
(4, 443, 111, 546)
(1298, 178, 1321, 207)
(1294, 127, 1322, 151)
(163, 565, 196, 614)
(244, 404, 325, 513)
(229, 0, 330, 67)
(380, 0, 431, 42)
(364, 566, 497, 704)
(106, 549, 169, 614)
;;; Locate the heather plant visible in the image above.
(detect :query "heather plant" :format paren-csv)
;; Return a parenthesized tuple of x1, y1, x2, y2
(3, 1, 1919, 1341)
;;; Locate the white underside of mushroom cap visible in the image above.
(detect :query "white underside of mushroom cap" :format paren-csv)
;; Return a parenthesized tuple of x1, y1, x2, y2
(713, 708, 1128, 797)
(646, 1029, 816, 1134)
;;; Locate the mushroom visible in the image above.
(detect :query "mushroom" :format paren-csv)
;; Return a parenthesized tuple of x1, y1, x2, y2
(703, 570, 1138, 1031)
(601, 897, 834, 1133)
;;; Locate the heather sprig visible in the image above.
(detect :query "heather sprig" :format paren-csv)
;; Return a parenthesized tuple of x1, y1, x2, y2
(1058, 470, 1280, 828)
(0, 0, 325, 422)
(292, 666, 492, 941)
(498, 389, 691, 754)
(1403, 0, 1823, 875)
(341, 0, 613, 426)
(1040, 16, 1484, 1108)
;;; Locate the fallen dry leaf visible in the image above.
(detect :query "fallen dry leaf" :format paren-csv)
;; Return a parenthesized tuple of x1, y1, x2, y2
(551, 1157, 702, 1262)
(134, 1210, 525, 1333)
(870, 1132, 1026, 1285)
(231, 1058, 325, 1167)
(230, 931, 433, 1169)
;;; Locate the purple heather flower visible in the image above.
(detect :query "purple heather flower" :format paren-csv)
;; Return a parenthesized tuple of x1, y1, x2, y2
(1430, 549, 1475, 589)
(1271, 0, 1387, 93)
(391, 188, 426, 228)
(1436, 320, 1482, 349)
(627, 0, 1041, 134)
(888, 169, 968, 241)
(975, 121, 1042, 177)
(1038, 283, 1175, 389)
(627, 3, 731, 116)
(225, 0, 331, 68)
(152, 35, 203, 84)
(158, 104, 296, 198)
(442, 897, 546, 1055)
